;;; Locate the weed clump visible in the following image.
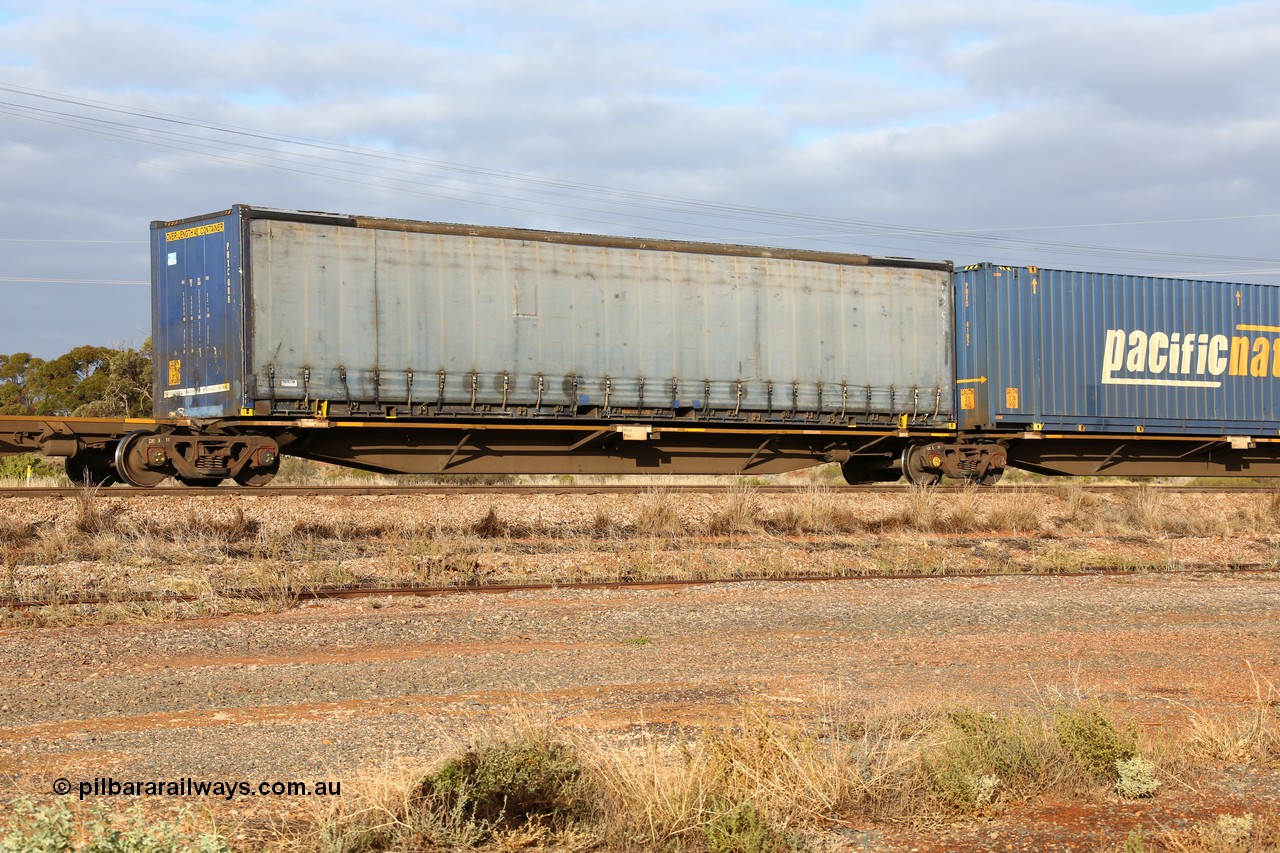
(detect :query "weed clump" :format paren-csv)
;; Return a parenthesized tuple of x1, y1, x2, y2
(589, 508, 617, 538)
(706, 483, 760, 535)
(0, 517, 34, 546)
(1053, 704, 1138, 782)
(923, 708, 1051, 815)
(0, 797, 229, 852)
(199, 506, 261, 542)
(1114, 755, 1161, 799)
(419, 735, 594, 837)
(71, 486, 121, 536)
(635, 491, 685, 537)
(470, 507, 521, 538)
(984, 490, 1042, 532)
(703, 800, 793, 853)
(763, 486, 863, 534)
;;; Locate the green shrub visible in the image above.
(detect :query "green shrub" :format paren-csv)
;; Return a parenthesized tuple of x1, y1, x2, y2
(1053, 704, 1138, 782)
(703, 800, 792, 853)
(420, 736, 593, 837)
(0, 798, 229, 853)
(924, 708, 1048, 814)
(0, 453, 60, 481)
(0, 797, 72, 853)
(1121, 826, 1149, 853)
(1114, 756, 1161, 799)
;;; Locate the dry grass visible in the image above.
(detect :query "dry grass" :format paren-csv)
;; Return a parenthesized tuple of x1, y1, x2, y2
(634, 489, 687, 537)
(762, 484, 864, 534)
(259, 691, 1280, 852)
(1181, 665, 1280, 768)
(1147, 812, 1280, 852)
(3, 483, 1277, 626)
(985, 488, 1044, 533)
(1242, 491, 1280, 535)
(866, 485, 1047, 535)
(704, 481, 760, 535)
(470, 507, 527, 538)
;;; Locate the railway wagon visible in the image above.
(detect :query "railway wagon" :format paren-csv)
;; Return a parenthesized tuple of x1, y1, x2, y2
(8, 207, 1280, 487)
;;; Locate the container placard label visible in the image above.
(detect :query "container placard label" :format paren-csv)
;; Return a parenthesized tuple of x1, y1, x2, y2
(165, 222, 225, 242)
(168, 360, 181, 386)
(1005, 387, 1020, 409)
(960, 388, 976, 410)
(163, 382, 231, 399)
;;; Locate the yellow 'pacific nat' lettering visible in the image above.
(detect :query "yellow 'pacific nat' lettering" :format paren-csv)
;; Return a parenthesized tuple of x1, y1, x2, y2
(1230, 336, 1251, 376)
(1252, 338, 1272, 377)
(1104, 325, 1280, 387)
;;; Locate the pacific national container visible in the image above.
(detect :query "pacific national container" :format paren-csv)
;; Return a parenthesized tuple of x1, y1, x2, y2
(150, 206, 955, 423)
(956, 263, 1280, 436)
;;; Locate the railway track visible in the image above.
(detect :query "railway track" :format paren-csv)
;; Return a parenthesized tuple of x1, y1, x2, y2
(5, 562, 1273, 610)
(2, 482, 1276, 498)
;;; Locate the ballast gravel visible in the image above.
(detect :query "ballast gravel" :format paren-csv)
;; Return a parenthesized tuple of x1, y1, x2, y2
(1, 571, 1279, 850)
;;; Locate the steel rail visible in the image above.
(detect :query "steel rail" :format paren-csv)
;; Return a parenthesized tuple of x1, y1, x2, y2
(1, 483, 1277, 499)
(4, 562, 1273, 611)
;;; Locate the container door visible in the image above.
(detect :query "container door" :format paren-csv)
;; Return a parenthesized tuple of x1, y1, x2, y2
(1003, 265, 1042, 427)
(150, 210, 244, 418)
(954, 266, 991, 430)
(954, 264, 1041, 430)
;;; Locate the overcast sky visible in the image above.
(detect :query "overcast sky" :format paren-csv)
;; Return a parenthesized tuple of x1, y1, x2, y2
(1, 0, 1277, 357)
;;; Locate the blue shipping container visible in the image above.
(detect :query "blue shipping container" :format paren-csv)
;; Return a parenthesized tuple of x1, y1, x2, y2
(150, 210, 245, 418)
(955, 264, 1280, 436)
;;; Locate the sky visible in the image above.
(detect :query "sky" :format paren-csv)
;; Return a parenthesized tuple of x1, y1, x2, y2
(1, 0, 1277, 357)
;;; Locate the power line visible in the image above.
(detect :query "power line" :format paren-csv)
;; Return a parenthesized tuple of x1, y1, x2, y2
(0, 238, 145, 244)
(949, 212, 1280, 234)
(0, 276, 147, 285)
(0, 83, 1277, 277)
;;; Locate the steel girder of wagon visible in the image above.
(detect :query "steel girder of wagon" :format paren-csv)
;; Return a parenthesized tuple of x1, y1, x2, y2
(10, 416, 1280, 484)
(259, 419, 945, 478)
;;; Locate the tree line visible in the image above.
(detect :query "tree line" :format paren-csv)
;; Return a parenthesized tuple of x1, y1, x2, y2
(0, 341, 153, 418)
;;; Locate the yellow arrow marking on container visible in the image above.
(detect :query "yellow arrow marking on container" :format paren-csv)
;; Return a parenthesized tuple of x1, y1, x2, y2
(956, 376, 988, 384)
(1237, 324, 1280, 333)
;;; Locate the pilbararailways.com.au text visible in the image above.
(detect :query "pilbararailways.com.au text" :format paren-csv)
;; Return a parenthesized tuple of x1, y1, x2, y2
(53, 776, 341, 801)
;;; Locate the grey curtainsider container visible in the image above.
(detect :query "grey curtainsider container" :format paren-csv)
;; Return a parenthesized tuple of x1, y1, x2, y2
(956, 263, 1280, 436)
(151, 206, 955, 423)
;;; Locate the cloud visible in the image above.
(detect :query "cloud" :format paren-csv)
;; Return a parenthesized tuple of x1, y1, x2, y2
(857, 0, 1280, 119)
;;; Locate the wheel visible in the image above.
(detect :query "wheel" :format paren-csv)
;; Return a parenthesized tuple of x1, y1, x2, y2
(113, 431, 167, 488)
(65, 452, 119, 487)
(176, 475, 224, 488)
(902, 444, 943, 487)
(233, 455, 279, 487)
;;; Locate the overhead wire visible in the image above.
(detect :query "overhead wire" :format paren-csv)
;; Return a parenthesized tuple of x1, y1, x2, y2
(0, 83, 1277, 277)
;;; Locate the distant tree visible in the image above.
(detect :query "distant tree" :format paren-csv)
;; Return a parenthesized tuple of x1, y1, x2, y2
(73, 340, 153, 418)
(0, 352, 42, 414)
(32, 345, 113, 414)
(0, 341, 153, 417)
